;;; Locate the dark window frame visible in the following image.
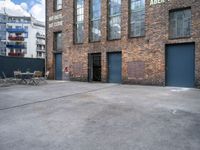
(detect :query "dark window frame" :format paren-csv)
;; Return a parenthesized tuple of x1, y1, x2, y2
(169, 7, 192, 39)
(53, 32, 62, 51)
(74, 0, 84, 44)
(54, 0, 63, 12)
(89, 0, 102, 43)
(107, 0, 122, 41)
(128, 0, 145, 38)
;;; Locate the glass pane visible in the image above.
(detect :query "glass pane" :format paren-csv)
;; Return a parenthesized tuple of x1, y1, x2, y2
(57, 33, 62, 50)
(109, 15, 121, 39)
(169, 9, 191, 38)
(110, 0, 121, 16)
(56, 0, 62, 10)
(75, 0, 84, 43)
(90, 0, 101, 42)
(130, 0, 145, 37)
(91, 20, 101, 41)
(76, 23, 84, 43)
(108, 0, 121, 39)
(55, 32, 62, 50)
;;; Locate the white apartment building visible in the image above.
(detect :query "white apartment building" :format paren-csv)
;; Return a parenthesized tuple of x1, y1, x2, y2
(0, 0, 45, 58)
(5, 15, 45, 58)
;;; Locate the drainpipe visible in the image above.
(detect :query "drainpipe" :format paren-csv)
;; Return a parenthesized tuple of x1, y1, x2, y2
(45, 0, 47, 75)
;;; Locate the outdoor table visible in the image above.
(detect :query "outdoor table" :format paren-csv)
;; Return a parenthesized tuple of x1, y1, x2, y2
(18, 72, 34, 84)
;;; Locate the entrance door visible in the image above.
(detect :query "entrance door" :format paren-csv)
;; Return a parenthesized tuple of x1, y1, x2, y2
(88, 53, 101, 82)
(55, 53, 62, 80)
(166, 43, 195, 87)
(108, 52, 122, 83)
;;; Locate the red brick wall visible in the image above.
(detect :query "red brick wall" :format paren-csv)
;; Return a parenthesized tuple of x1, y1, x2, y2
(46, 0, 200, 86)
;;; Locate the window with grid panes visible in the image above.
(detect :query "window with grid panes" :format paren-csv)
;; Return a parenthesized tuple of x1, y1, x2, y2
(108, 0, 121, 40)
(75, 0, 84, 43)
(169, 9, 191, 39)
(130, 0, 145, 37)
(90, 0, 101, 42)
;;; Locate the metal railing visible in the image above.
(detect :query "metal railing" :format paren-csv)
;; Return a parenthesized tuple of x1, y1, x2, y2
(6, 28, 28, 33)
(8, 36, 24, 41)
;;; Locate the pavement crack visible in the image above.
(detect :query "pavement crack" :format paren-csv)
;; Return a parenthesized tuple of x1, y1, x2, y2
(0, 85, 118, 111)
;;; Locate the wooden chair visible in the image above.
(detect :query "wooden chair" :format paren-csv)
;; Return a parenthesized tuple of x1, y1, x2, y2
(37, 71, 49, 84)
(13, 71, 21, 84)
(30, 71, 43, 85)
(29, 71, 49, 85)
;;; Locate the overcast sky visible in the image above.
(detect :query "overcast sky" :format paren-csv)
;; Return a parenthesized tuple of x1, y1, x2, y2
(0, 0, 45, 22)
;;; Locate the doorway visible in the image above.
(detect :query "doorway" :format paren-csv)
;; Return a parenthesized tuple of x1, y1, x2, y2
(55, 53, 62, 80)
(88, 53, 101, 82)
(166, 43, 195, 87)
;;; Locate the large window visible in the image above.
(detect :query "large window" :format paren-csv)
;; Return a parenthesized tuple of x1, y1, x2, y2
(54, 32, 62, 51)
(108, 0, 121, 40)
(130, 0, 145, 37)
(90, 0, 101, 42)
(169, 8, 191, 39)
(54, 0, 62, 11)
(74, 0, 84, 43)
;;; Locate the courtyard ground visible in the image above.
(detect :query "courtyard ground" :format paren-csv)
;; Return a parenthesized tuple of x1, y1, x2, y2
(0, 81, 200, 150)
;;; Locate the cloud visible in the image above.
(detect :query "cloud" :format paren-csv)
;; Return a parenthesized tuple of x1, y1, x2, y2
(30, 0, 45, 22)
(0, 0, 30, 17)
(20, 2, 28, 11)
(0, 0, 45, 22)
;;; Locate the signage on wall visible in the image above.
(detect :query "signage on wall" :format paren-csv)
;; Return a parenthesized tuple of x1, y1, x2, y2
(49, 21, 63, 28)
(49, 14, 62, 22)
(48, 14, 63, 28)
(150, 0, 170, 5)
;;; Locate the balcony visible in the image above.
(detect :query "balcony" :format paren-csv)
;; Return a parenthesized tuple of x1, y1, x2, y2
(7, 43, 27, 49)
(8, 36, 24, 41)
(36, 40, 45, 45)
(6, 28, 28, 33)
(36, 48, 45, 52)
(8, 52, 24, 57)
(36, 33, 45, 39)
(7, 20, 31, 24)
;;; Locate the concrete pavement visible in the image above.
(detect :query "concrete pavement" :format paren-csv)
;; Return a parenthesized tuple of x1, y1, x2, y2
(0, 81, 200, 150)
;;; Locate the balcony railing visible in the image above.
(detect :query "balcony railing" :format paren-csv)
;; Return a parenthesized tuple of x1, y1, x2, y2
(36, 40, 45, 45)
(6, 28, 28, 33)
(7, 43, 27, 49)
(8, 52, 24, 57)
(8, 36, 24, 41)
(36, 48, 45, 52)
(36, 34, 45, 39)
(7, 20, 31, 24)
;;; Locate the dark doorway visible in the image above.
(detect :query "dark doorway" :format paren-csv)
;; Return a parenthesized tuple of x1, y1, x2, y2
(88, 53, 101, 82)
(166, 43, 195, 87)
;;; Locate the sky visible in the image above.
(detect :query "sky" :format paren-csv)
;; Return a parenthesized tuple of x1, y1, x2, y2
(0, 0, 45, 22)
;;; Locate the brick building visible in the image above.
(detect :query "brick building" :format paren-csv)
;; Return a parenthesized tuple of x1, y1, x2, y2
(46, 0, 200, 87)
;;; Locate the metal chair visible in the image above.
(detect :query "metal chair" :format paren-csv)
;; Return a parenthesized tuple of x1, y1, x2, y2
(2, 72, 14, 83)
(0, 76, 6, 84)
(1, 72, 16, 86)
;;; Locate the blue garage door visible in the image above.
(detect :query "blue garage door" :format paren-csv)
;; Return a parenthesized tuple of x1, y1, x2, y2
(55, 53, 62, 80)
(108, 52, 122, 83)
(166, 43, 195, 87)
